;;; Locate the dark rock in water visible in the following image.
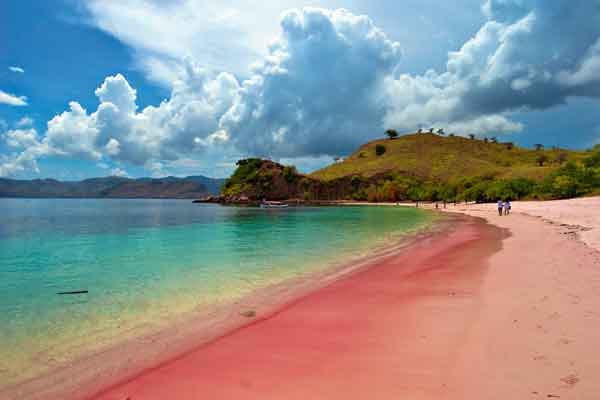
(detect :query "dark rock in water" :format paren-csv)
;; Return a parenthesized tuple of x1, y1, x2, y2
(57, 290, 89, 295)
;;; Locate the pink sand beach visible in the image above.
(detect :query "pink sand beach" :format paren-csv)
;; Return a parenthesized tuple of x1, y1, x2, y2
(5, 198, 600, 400)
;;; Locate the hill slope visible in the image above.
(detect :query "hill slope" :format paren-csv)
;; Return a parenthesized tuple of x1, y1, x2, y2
(311, 133, 588, 182)
(220, 134, 600, 203)
(0, 175, 225, 198)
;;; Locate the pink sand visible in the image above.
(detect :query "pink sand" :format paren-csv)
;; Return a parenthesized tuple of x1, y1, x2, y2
(88, 217, 504, 400)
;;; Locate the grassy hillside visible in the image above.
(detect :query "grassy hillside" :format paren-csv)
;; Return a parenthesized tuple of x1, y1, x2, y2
(311, 133, 589, 182)
(220, 134, 600, 203)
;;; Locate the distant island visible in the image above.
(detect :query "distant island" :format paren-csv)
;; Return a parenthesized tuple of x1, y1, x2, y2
(0, 175, 225, 199)
(219, 132, 600, 203)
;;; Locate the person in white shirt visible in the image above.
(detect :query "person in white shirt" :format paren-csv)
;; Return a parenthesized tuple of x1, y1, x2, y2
(497, 199, 504, 216)
(504, 200, 511, 215)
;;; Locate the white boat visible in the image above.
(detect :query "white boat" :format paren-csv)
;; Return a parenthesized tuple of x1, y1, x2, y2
(260, 201, 289, 208)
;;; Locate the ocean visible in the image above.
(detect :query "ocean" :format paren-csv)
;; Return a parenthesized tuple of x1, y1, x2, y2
(0, 199, 432, 388)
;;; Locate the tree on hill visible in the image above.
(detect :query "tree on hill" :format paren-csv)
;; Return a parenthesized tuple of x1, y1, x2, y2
(534, 144, 544, 151)
(437, 128, 445, 135)
(468, 134, 475, 140)
(429, 128, 434, 133)
(417, 128, 423, 134)
(448, 133, 455, 137)
(385, 129, 398, 139)
(491, 137, 498, 143)
(483, 137, 489, 143)
(537, 154, 549, 166)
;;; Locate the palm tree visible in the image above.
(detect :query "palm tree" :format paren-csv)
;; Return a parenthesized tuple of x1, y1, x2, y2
(385, 129, 398, 139)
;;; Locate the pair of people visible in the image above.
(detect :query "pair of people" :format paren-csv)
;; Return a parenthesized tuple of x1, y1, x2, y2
(497, 199, 511, 216)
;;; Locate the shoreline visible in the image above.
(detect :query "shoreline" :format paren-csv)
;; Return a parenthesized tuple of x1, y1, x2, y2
(85, 213, 503, 400)
(85, 199, 600, 399)
(1, 208, 444, 400)
(8, 198, 600, 399)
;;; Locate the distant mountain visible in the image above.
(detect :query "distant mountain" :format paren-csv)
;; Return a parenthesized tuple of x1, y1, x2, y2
(0, 175, 226, 199)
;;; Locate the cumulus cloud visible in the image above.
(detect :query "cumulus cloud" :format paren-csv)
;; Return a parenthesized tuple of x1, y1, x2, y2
(384, 0, 600, 135)
(0, 65, 239, 176)
(0, 90, 27, 106)
(4, 128, 40, 149)
(3, 2, 600, 177)
(9, 66, 24, 74)
(220, 7, 402, 158)
(0, 128, 52, 176)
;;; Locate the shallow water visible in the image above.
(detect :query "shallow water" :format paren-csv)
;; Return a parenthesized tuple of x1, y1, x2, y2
(0, 199, 431, 386)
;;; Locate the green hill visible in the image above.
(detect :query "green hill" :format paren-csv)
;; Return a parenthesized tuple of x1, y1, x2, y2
(311, 133, 588, 182)
(220, 133, 600, 203)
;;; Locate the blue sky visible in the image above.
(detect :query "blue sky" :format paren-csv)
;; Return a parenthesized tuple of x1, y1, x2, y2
(1, 0, 600, 180)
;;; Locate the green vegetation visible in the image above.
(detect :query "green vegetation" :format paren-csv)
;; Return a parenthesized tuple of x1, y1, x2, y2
(221, 158, 264, 197)
(385, 129, 398, 139)
(221, 134, 600, 203)
(282, 166, 299, 183)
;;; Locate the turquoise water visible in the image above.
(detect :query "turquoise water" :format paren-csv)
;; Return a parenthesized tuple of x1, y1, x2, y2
(0, 199, 431, 386)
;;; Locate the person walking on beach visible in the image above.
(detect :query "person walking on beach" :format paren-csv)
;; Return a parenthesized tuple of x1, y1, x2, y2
(497, 199, 504, 216)
(504, 200, 511, 215)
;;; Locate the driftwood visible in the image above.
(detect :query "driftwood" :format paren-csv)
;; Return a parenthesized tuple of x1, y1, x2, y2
(57, 290, 89, 295)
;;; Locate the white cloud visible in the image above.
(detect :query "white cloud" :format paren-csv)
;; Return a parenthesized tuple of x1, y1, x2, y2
(220, 7, 402, 158)
(4, 128, 40, 149)
(15, 117, 34, 127)
(82, 0, 282, 84)
(0, 90, 27, 106)
(3, 3, 600, 178)
(0, 128, 52, 176)
(9, 66, 24, 74)
(110, 167, 129, 177)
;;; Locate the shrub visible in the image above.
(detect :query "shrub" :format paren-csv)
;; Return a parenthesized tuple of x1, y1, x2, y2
(282, 166, 299, 183)
(551, 175, 580, 198)
(375, 144, 386, 156)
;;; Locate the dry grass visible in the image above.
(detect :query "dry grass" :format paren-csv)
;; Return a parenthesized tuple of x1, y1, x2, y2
(310, 133, 589, 182)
